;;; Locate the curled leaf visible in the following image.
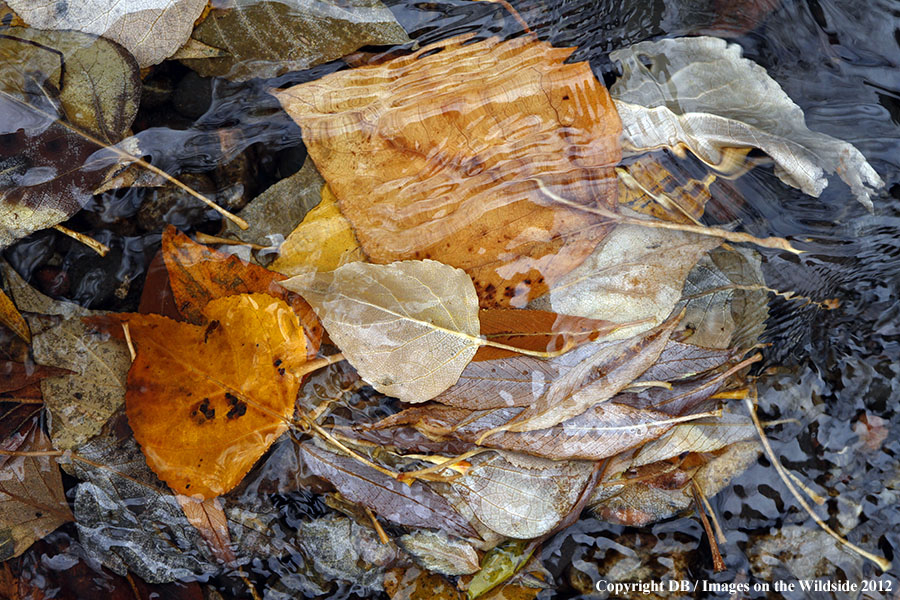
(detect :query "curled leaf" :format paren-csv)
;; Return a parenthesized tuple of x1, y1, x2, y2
(283, 260, 481, 403)
(610, 36, 883, 209)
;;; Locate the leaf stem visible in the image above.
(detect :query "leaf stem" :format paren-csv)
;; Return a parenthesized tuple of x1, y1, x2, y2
(293, 353, 345, 378)
(53, 225, 109, 256)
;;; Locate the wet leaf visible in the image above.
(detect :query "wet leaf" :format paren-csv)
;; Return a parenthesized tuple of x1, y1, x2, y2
(181, 0, 410, 81)
(450, 452, 594, 538)
(385, 566, 464, 600)
(174, 495, 235, 564)
(8, 0, 208, 67)
(466, 539, 534, 600)
(283, 260, 481, 403)
(70, 413, 220, 582)
(530, 222, 720, 338)
(222, 157, 325, 252)
(271, 184, 363, 275)
(492, 316, 681, 433)
(274, 35, 622, 307)
(631, 410, 755, 467)
(162, 226, 322, 358)
(473, 309, 621, 361)
(0, 361, 69, 395)
(610, 36, 883, 210)
(374, 401, 681, 461)
(0, 287, 28, 343)
(397, 529, 480, 576)
(636, 340, 737, 383)
(89, 293, 308, 498)
(0, 404, 73, 559)
(300, 441, 478, 539)
(677, 247, 768, 349)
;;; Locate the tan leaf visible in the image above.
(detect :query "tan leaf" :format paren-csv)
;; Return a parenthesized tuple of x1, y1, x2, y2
(282, 260, 481, 403)
(175, 495, 236, 564)
(274, 34, 622, 307)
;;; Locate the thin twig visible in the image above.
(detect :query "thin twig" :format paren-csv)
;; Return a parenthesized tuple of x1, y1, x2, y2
(53, 225, 110, 256)
(365, 507, 391, 545)
(692, 481, 726, 571)
(121, 322, 136, 362)
(194, 232, 268, 251)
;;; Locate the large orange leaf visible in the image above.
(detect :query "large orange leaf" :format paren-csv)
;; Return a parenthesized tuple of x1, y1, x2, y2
(274, 34, 622, 307)
(89, 293, 307, 499)
(161, 226, 322, 358)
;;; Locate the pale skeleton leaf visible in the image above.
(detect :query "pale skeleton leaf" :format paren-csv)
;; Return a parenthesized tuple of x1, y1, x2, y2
(8, 0, 207, 67)
(282, 260, 481, 403)
(610, 36, 883, 210)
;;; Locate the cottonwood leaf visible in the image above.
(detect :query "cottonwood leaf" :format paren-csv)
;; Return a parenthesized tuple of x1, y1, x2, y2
(631, 410, 756, 467)
(373, 401, 684, 461)
(274, 35, 622, 307)
(449, 451, 594, 538)
(283, 260, 481, 403)
(88, 293, 308, 498)
(222, 157, 325, 252)
(0, 361, 69, 394)
(397, 530, 480, 576)
(180, 0, 410, 81)
(9, 0, 208, 67)
(0, 404, 73, 560)
(610, 36, 883, 210)
(495, 315, 681, 433)
(175, 495, 235, 564)
(636, 340, 737, 383)
(530, 222, 720, 338)
(162, 227, 322, 358)
(271, 183, 363, 275)
(299, 442, 478, 539)
(677, 246, 768, 349)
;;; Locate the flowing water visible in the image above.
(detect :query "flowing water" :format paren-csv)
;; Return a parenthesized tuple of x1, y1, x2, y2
(3, 0, 900, 598)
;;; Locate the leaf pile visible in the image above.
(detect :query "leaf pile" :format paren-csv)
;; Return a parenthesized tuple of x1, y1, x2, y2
(0, 1, 888, 595)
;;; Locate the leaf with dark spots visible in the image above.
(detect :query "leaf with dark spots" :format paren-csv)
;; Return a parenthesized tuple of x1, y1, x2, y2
(0, 404, 73, 559)
(473, 309, 623, 361)
(372, 401, 684, 461)
(299, 442, 478, 540)
(162, 226, 322, 359)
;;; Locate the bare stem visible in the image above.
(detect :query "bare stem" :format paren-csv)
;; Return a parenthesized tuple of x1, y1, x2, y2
(53, 225, 110, 256)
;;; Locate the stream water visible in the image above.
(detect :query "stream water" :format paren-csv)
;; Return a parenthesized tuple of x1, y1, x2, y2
(3, 0, 900, 598)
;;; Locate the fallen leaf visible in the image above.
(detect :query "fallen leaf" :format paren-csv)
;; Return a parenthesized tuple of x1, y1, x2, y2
(271, 184, 363, 275)
(385, 566, 464, 600)
(222, 157, 325, 252)
(609, 36, 883, 210)
(617, 153, 718, 224)
(450, 451, 594, 538)
(8, 0, 208, 67)
(530, 222, 720, 338)
(0, 362, 69, 395)
(89, 293, 308, 498)
(137, 250, 181, 320)
(0, 404, 73, 559)
(283, 260, 481, 403)
(636, 340, 738, 383)
(473, 309, 621, 361)
(0, 287, 29, 343)
(180, 0, 410, 81)
(162, 226, 322, 358)
(466, 539, 534, 600)
(491, 315, 681, 433)
(174, 495, 235, 564)
(274, 34, 622, 307)
(300, 442, 478, 539)
(630, 410, 755, 467)
(374, 401, 682, 461)
(397, 530, 480, 576)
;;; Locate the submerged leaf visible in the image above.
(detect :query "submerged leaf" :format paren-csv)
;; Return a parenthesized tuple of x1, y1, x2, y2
(181, 0, 410, 81)
(300, 442, 478, 539)
(531, 222, 720, 338)
(89, 293, 307, 498)
(610, 36, 883, 209)
(397, 530, 480, 576)
(162, 227, 323, 358)
(450, 452, 594, 538)
(0, 405, 73, 559)
(631, 410, 755, 467)
(283, 260, 481, 403)
(275, 35, 622, 307)
(9, 0, 208, 67)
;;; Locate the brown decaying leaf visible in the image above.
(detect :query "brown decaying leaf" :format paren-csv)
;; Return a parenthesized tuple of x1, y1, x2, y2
(274, 34, 622, 307)
(162, 226, 322, 359)
(482, 315, 681, 433)
(138, 249, 182, 320)
(636, 340, 737, 383)
(372, 401, 683, 461)
(473, 308, 621, 361)
(0, 404, 74, 559)
(0, 287, 29, 343)
(175, 495, 236, 564)
(88, 293, 307, 498)
(0, 361, 70, 395)
(300, 442, 478, 539)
